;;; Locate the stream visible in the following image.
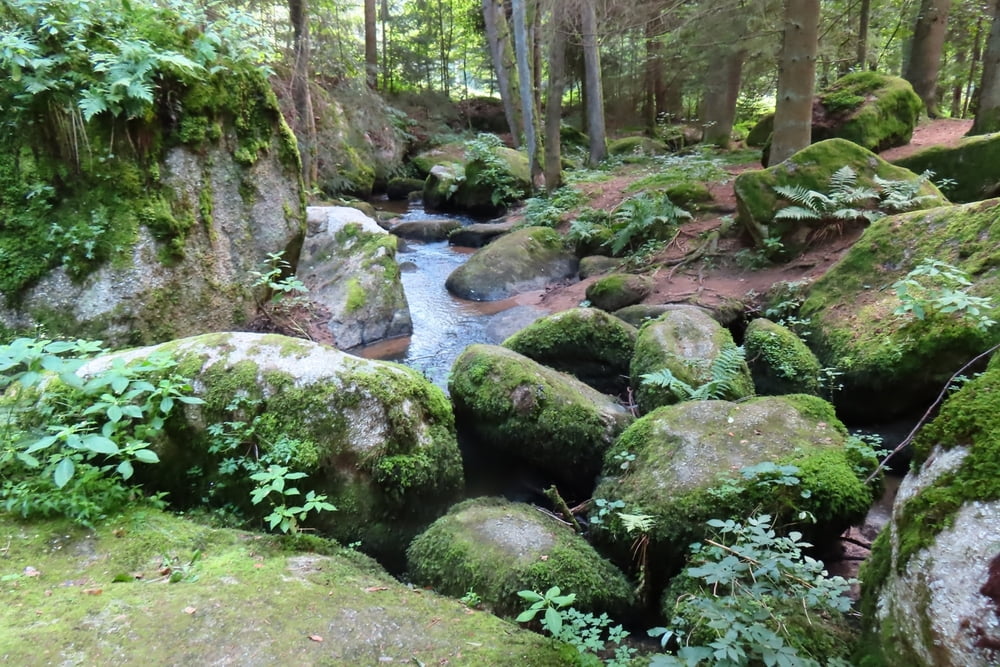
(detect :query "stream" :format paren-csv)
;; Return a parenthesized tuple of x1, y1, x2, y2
(355, 201, 548, 389)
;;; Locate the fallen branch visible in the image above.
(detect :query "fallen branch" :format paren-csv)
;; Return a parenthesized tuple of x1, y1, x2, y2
(544, 485, 584, 533)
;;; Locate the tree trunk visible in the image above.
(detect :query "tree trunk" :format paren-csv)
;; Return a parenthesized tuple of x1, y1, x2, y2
(380, 0, 391, 91)
(289, 0, 317, 188)
(580, 0, 606, 166)
(964, 14, 987, 117)
(857, 0, 871, 69)
(643, 14, 664, 132)
(904, 0, 952, 117)
(701, 49, 745, 148)
(512, 0, 539, 186)
(364, 0, 377, 88)
(970, 0, 1000, 133)
(544, 1, 567, 191)
(482, 0, 522, 145)
(770, 0, 820, 166)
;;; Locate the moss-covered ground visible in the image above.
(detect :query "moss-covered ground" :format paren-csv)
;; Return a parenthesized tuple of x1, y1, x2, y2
(0, 508, 575, 665)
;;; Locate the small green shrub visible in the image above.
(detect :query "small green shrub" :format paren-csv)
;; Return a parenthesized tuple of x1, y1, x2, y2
(522, 186, 585, 228)
(892, 258, 996, 331)
(466, 133, 524, 208)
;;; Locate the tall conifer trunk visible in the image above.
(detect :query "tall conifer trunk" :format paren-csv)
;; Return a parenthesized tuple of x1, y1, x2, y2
(770, 0, 820, 165)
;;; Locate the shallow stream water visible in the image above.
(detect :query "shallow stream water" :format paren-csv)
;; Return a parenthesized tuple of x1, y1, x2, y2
(355, 201, 548, 389)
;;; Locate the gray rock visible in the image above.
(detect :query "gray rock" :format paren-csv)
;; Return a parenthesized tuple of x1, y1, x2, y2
(390, 218, 461, 241)
(578, 255, 622, 278)
(448, 220, 516, 247)
(445, 226, 578, 301)
(301, 206, 412, 349)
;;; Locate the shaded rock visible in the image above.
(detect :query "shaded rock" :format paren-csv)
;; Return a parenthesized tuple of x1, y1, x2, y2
(593, 396, 875, 578)
(301, 206, 411, 349)
(390, 218, 461, 241)
(585, 273, 652, 311)
(482, 305, 548, 342)
(579, 255, 623, 278)
(608, 136, 670, 157)
(448, 220, 516, 247)
(445, 227, 578, 301)
(456, 96, 510, 134)
(412, 143, 468, 177)
(812, 72, 923, 153)
(449, 344, 633, 494)
(893, 131, 1000, 203)
(0, 509, 572, 665)
(560, 123, 589, 149)
(861, 359, 1000, 665)
(629, 306, 753, 413)
(415, 140, 531, 215)
(746, 113, 774, 147)
(799, 198, 1000, 420)
(78, 332, 463, 566)
(423, 162, 464, 211)
(407, 497, 634, 618)
(503, 307, 638, 395)
(734, 139, 947, 255)
(744, 317, 822, 396)
(614, 303, 717, 329)
(386, 177, 427, 200)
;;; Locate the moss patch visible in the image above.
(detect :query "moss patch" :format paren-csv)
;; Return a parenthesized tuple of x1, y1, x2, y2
(893, 131, 1000, 203)
(744, 318, 822, 395)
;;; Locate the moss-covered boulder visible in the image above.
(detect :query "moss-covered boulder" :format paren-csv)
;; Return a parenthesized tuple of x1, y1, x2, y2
(734, 139, 947, 254)
(893, 130, 1000, 203)
(744, 318, 822, 396)
(613, 303, 719, 329)
(390, 218, 461, 241)
(0, 509, 574, 665)
(386, 177, 426, 200)
(593, 396, 875, 577)
(449, 345, 633, 493)
(746, 113, 775, 147)
(448, 220, 516, 247)
(608, 136, 670, 157)
(415, 140, 531, 215)
(412, 143, 469, 177)
(76, 332, 463, 566)
(578, 255, 623, 278)
(0, 73, 304, 345)
(407, 497, 634, 618)
(799, 199, 1000, 420)
(502, 307, 638, 395)
(301, 207, 411, 349)
(813, 72, 923, 153)
(860, 359, 1000, 665)
(445, 227, 578, 301)
(585, 273, 653, 311)
(629, 306, 753, 413)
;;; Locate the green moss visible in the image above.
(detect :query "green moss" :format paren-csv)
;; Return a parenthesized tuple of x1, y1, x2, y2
(607, 136, 668, 156)
(345, 278, 366, 312)
(816, 72, 923, 152)
(406, 497, 634, 618)
(744, 318, 822, 395)
(894, 133, 1000, 203)
(585, 273, 652, 311)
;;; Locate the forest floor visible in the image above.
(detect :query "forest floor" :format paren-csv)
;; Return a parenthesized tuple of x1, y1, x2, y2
(527, 118, 974, 318)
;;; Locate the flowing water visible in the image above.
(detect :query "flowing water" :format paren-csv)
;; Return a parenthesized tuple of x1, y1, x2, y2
(356, 201, 548, 389)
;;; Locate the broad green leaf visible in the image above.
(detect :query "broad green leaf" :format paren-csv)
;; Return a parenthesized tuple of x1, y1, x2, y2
(117, 460, 134, 479)
(543, 607, 562, 635)
(83, 435, 119, 455)
(133, 448, 159, 464)
(53, 457, 75, 488)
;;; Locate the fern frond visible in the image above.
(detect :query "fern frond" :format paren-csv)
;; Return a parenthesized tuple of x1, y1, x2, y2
(773, 184, 817, 208)
(829, 166, 858, 193)
(640, 368, 695, 399)
(774, 206, 821, 221)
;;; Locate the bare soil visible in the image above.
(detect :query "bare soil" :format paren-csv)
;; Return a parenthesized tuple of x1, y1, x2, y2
(519, 119, 973, 318)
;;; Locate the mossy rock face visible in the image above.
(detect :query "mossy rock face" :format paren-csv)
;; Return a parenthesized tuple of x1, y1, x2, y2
(893, 130, 1000, 203)
(0, 509, 574, 665)
(585, 273, 653, 311)
(390, 218, 462, 241)
(744, 318, 822, 396)
(386, 177, 426, 200)
(799, 198, 1000, 421)
(0, 69, 305, 346)
(746, 113, 775, 147)
(629, 306, 754, 413)
(560, 123, 589, 148)
(860, 361, 1000, 665)
(578, 255, 623, 278)
(301, 207, 411, 349)
(593, 396, 874, 578)
(734, 139, 947, 254)
(412, 143, 469, 177)
(613, 303, 718, 329)
(415, 141, 531, 216)
(406, 497, 634, 618)
(445, 227, 578, 301)
(422, 162, 464, 211)
(814, 72, 923, 153)
(449, 345, 633, 493)
(76, 332, 463, 567)
(607, 136, 670, 157)
(502, 307, 638, 395)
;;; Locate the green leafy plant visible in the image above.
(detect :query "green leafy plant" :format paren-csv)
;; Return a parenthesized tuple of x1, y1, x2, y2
(641, 346, 748, 402)
(465, 133, 524, 208)
(523, 186, 585, 228)
(650, 514, 855, 666)
(459, 589, 483, 608)
(892, 258, 996, 331)
(249, 464, 335, 534)
(516, 586, 635, 667)
(609, 192, 692, 256)
(0, 338, 200, 525)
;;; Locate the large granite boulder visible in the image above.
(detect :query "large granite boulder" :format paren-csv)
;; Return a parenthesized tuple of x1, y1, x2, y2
(502, 307, 638, 395)
(0, 68, 304, 345)
(744, 317, 822, 396)
(593, 395, 876, 578)
(0, 509, 573, 665)
(861, 356, 1000, 665)
(416, 139, 531, 215)
(799, 198, 1000, 421)
(76, 332, 463, 566)
(301, 207, 411, 349)
(449, 344, 633, 494)
(893, 130, 1000, 203)
(735, 139, 947, 255)
(445, 227, 578, 301)
(585, 273, 653, 311)
(629, 306, 753, 413)
(407, 497, 634, 618)
(812, 71, 923, 153)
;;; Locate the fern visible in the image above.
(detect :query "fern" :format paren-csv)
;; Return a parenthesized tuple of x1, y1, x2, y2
(641, 346, 748, 402)
(609, 192, 691, 256)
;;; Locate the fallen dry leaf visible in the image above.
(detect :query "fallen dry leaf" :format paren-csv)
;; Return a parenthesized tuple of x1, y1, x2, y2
(83, 588, 102, 595)
(364, 586, 389, 592)
(308, 634, 323, 642)
(183, 606, 196, 615)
